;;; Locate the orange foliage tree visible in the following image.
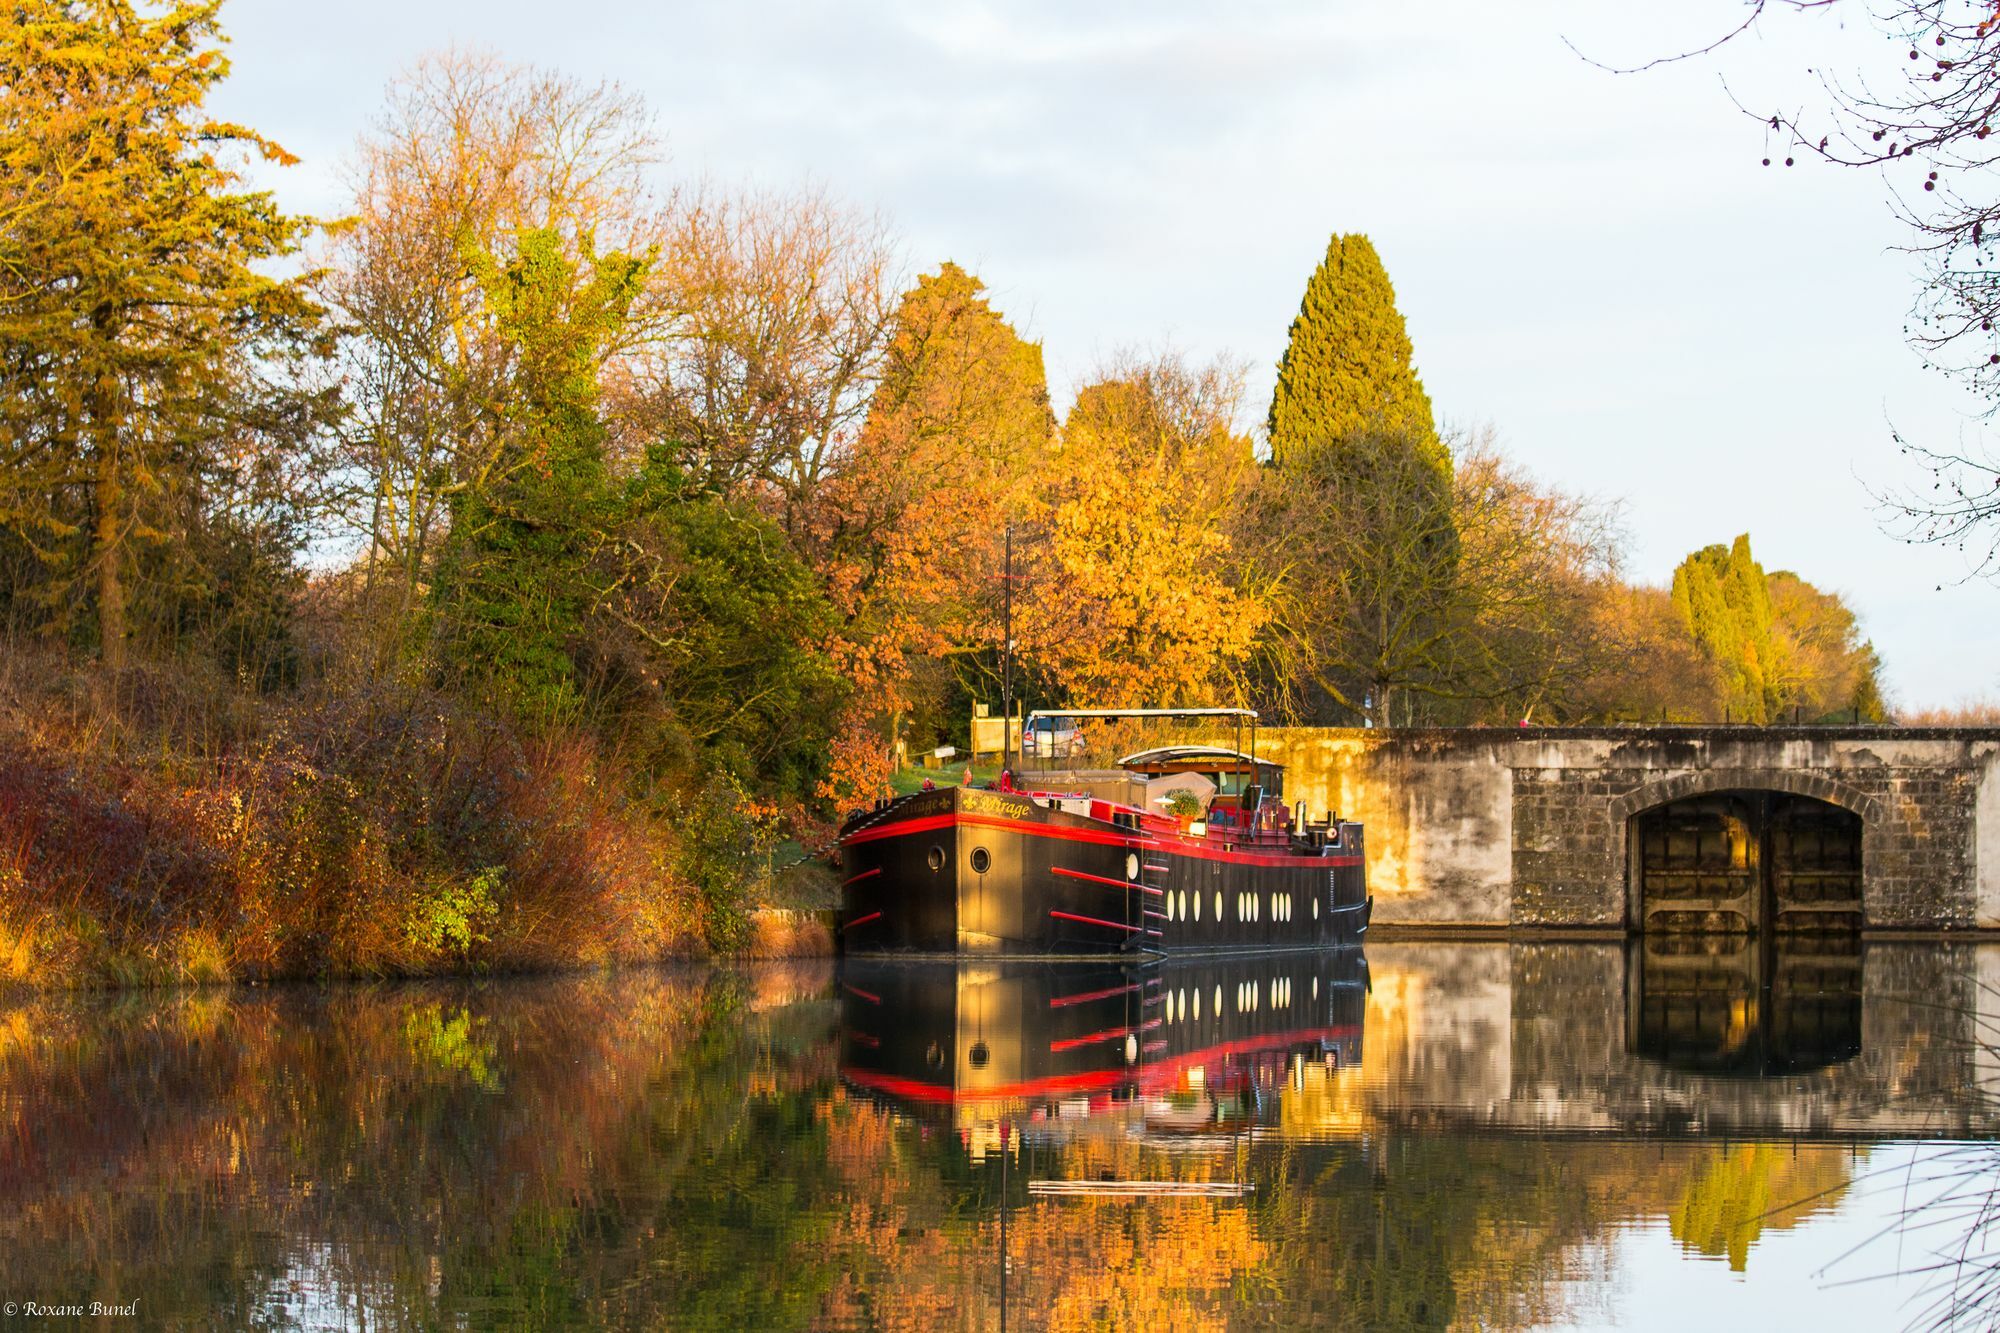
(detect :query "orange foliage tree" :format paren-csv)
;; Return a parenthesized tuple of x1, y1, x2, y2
(813, 262, 1055, 802)
(1019, 354, 1269, 709)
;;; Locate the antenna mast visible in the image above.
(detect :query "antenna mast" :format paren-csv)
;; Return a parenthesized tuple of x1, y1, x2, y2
(1001, 524, 1014, 771)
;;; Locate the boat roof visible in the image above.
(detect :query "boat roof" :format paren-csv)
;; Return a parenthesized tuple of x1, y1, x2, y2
(1029, 708, 1257, 720)
(1118, 745, 1282, 772)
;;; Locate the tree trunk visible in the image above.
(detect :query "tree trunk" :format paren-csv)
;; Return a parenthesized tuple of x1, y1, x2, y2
(89, 384, 127, 673)
(1371, 679, 1393, 730)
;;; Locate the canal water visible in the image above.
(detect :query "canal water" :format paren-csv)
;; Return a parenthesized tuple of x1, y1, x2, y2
(4, 941, 1999, 1330)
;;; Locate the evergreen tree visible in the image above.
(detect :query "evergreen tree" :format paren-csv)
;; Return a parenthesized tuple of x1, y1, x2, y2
(434, 229, 646, 726)
(1267, 234, 1439, 468)
(0, 0, 324, 669)
(1671, 535, 1777, 722)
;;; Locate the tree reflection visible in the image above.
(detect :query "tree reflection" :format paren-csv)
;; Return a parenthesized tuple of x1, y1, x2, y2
(0, 950, 1910, 1330)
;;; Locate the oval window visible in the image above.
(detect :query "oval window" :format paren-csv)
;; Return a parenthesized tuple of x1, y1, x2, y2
(968, 1041, 990, 1069)
(970, 846, 991, 874)
(927, 845, 945, 872)
(1193, 890, 1201, 921)
(1125, 852, 1140, 881)
(1215, 892, 1223, 921)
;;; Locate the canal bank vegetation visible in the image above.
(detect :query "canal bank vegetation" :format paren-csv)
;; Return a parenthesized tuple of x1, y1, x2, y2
(0, 6, 1900, 983)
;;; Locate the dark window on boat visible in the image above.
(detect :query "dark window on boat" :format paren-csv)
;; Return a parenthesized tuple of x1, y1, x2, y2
(970, 846, 991, 874)
(927, 845, 945, 872)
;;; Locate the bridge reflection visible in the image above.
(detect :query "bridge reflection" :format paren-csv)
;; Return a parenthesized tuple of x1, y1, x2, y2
(1629, 934, 1862, 1077)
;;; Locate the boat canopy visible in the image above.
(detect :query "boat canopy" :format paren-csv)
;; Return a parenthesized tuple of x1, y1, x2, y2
(1118, 745, 1282, 774)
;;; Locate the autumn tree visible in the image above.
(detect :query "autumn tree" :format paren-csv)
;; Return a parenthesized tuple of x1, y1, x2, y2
(802, 262, 1051, 800)
(0, 0, 327, 671)
(1252, 425, 1620, 727)
(1267, 233, 1440, 470)
(1020, 353, 1268, 709)
(1574, 583, 1724, 723)
(1441, 441, 1623, 722)
(1766, 569, 1887, 721)
(323, 51, 664, 645)
(610, 186, 897, 539)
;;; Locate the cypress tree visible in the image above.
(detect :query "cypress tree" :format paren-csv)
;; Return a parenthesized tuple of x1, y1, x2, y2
(1267, 234, 1439, 468)
(1671, 534, 1777, 722)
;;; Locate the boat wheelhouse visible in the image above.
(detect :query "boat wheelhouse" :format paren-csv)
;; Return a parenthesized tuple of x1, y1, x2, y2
(837, 709, 1369, 957)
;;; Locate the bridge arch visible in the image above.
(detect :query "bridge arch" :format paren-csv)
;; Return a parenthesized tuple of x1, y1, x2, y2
(1608, 769, 1882, 827)
(1611, 769, 1880, 933)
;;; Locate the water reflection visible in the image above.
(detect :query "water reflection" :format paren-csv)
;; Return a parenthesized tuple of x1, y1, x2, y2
(838, 953, 1367, 1157)
(1629, 934, 1864, 1077)
(0, 944, 1995, 1329)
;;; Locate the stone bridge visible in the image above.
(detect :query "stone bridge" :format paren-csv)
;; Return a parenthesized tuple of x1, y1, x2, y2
(1258, 727, 2000, 931)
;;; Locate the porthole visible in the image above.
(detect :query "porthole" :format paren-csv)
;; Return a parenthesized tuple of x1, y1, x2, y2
(1125, 1034, 1138, 1064)
(970, 846, 991, 874)
(969, 1041, 990, 1069)
(1194, 988, 1202, 1020)
(1313, 897, 1320, 920)
(1194, 891, 1202, 921)
(1179, 890, 1189, 921)
(1214, 985, 1222, 1015)
(1126, 852, 1140, 881)
(1215, 892, 1223, 920)
(925, 1042, 944, 1068)
(927, 845, 946, 872)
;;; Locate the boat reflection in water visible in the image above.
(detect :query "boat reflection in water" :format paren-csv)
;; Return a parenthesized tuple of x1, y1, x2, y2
(839, 949, 1368, 1158)
(1628, 934, 1863, 1078)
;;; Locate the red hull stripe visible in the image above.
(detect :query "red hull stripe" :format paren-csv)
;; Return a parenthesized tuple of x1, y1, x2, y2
(842, 982, 882, 1004)
(1052, 865, 1135, 889)
(844, 810, 1154, 851)
(845, 910, 883, 929)
(843, 1066, 1128, 1104)
(841, 867, 882, 887)
(841, 1023, 1364, 1105)
(1050, 1025, 1134, 1054)
(1049, 909, 1142, 933)
(842, 813, 956, 846)
(1048, 983, 1141, 1009)
(844, 809, 1364, 871)
(1135, 1024, 1364, 1090)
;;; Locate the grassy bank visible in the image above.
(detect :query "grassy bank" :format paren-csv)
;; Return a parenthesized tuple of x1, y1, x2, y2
(0, 642, 834, 988)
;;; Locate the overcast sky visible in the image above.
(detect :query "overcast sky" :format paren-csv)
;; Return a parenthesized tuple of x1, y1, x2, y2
(214, 0, 2000, 708)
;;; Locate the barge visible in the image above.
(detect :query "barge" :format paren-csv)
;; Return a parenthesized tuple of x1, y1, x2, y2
(837, 712, 1370, 956)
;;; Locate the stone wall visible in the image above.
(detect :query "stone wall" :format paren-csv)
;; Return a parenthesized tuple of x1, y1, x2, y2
(1252, 726, 2000, 930)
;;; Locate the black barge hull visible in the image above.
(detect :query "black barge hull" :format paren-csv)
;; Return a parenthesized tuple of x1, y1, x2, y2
(838, 786, 1370, 956)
